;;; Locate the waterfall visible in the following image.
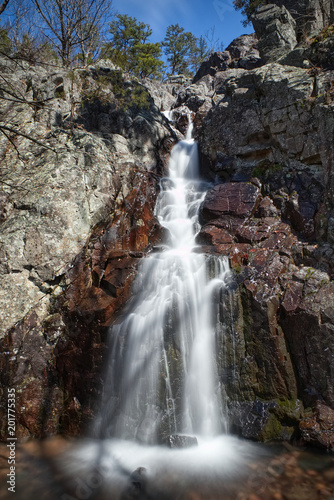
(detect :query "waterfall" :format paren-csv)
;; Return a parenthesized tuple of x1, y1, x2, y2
(96, 120, 232, 444)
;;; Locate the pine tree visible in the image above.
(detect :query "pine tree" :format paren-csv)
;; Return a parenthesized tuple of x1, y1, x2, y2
(188, 35, 209, 74)
(132, 42, 165, 79)
(105, 14, 164, 78)
(162, 24, 197, 76)
(0, 27, 12, 53)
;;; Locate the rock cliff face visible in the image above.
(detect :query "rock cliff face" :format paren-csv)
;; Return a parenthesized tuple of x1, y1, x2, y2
(273, 0, 334, 37)
(0, 58, 176, 437)
(191, 14, 334, 448)
(252, 4, 298, 62)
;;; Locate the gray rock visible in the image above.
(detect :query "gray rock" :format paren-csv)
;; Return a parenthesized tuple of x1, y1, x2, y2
(166, 434, 198, 448)
(193, 51, 231, 83)
(193, 34, 263, 83)
(226, 33, 259, 59)
(273, 0, 334, 38)
(143, 78, 176, 111)
(198, 62, 334, 243)
(0, 58, 173, 338)
(278, 47, 309, 67)
(252, 4, 298, 63)
(305, 33, 334, 69)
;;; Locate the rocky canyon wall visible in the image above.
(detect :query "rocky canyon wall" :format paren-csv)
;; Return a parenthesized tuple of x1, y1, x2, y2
(189, 10, 334, 448)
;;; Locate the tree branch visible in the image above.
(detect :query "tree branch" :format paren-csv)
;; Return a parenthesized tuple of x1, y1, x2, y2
(0, 0, 10, 16)
(0, 125, 58, 155)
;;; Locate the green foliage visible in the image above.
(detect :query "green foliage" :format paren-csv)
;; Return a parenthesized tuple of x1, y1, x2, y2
(304, 267, 315, 280)
(129, 85, 151, 110)
(162, 24, 197, 75)
(233, 0, 266, 27)
(39, 42, 58, 63)
(252, 162, 284, 179)
(81, 70, 151, 112)
(310, 22, 334, 45)
(0, 27, 12, 54)
(55, 87, 66, 99)
(132, 42, 165, 79)
(109, 14, 152, 52)
(104, 14, 164, 79)
(105, 15, 151, 73)
(14, 33, 38, 61)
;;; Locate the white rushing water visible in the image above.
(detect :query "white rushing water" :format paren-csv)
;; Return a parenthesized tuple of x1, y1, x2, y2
(97, 118, 232, 443)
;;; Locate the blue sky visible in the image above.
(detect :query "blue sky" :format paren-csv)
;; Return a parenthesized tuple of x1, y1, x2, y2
(111, 0, 253, 48)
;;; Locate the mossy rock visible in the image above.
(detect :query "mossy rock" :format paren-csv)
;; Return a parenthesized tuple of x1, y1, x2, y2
(270, 398, 304, 424)
(258, 399, 304, 442)
(252, 161, 284, 180)
(259, 413, 295, 442)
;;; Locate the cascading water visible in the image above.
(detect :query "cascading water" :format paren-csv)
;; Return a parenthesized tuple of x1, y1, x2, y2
(54, 119, 260, 500)
(96, 117, 232, 444)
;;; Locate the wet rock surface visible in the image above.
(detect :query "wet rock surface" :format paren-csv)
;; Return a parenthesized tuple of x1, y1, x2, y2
(196, 179, 334, 446)
(166, 434, 198, 448)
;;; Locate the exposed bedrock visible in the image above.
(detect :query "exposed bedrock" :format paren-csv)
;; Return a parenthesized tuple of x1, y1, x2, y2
(196, 174, 334, 447)
(197, 63, 334, 250)
(0, 58, 174, 438)
(194, 37, 334, 444)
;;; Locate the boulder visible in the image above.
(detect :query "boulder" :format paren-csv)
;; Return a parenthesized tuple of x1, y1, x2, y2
(228, 400, 299, 441)
(300, 402, 334, 450)
(193, 51, 231, 83)
(193, 35, 263, 84)
(200, 182, 262, 223)
(174, 81, 211, 112)
(252, 4, 298, 62)
(166, 434, 198, 448)
(226, 33, 263, 70)
(226, 34, 259, 59)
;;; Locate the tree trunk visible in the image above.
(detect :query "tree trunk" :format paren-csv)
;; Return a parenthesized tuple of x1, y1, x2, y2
(0, 0, 10, 15)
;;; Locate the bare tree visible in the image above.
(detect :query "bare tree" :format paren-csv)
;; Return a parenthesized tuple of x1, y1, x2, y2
(0, 0, 10, 16)
(75, 0, 113, 65)
(204, 26, 224, 53)
(33, 0, 113, 66)
(2, 0, 41, 56)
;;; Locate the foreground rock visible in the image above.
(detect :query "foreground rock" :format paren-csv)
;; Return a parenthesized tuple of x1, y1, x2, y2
(1, 1, 334, 449)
